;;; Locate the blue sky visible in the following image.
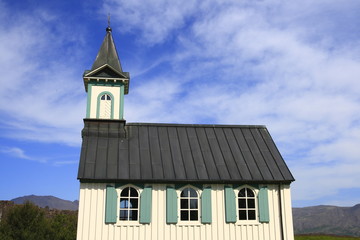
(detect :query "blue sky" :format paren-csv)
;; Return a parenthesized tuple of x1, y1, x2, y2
(1, 0, 360, 208)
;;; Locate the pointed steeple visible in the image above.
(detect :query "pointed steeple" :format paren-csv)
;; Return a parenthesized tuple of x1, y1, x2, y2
(83, 25, 130, 94)
(83, 24, 130, 120)
(91, 27, 123, 72)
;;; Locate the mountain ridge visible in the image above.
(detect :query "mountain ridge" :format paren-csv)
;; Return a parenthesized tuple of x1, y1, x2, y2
(11, 195, 78, 211)
(293, 203, 360, 237)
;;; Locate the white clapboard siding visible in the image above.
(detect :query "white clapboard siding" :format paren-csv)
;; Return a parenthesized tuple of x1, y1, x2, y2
(77, 183, 294, 240)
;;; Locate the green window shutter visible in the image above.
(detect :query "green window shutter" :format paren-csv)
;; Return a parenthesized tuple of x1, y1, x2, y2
(258, 186, 270, 223)
(105, 185, 117, 224)
(224, 186, 236, 223)
(166, 186, 178, 224)
(201, 187, 212, 223)
(139, 186, 152, 224)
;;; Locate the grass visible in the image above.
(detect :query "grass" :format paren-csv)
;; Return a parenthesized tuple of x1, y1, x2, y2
(295, 235, 360, 240)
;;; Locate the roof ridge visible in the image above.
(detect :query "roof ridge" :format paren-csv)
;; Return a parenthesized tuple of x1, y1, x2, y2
(126, 122, 267, 128)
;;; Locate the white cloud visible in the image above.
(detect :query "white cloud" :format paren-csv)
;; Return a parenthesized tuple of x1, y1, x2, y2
(0, 147, 46, 163)
(0, 2, 86, 147)
(103, 0, 199, 45)
(1, 0, 359, 205)
(106, 0, 360, 205)
(53, 160, 78, 167)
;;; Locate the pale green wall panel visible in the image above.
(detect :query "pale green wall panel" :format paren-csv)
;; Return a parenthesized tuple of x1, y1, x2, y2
(105, 185, 117, 223)
(139, 186, 152, 224)
(86, 84, 92, 118)
(201, 187, 212, 223)
(166, 186, 178, 224)
(224, 186, 237, 223)
(259, 186, 270, 223)
(119, 84, 124, 120)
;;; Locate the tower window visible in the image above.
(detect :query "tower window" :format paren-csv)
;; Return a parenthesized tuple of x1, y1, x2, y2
(101, 94, 111, 100)
(98, 93, 112, 119)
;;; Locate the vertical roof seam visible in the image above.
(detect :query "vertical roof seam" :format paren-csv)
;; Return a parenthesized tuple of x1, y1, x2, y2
(191, 127, 209, 180)
(242, 128, 264, 180)
(166, 127, 176, 179)
(249, 128, 275, 180)
(93, 122, 99, 178)
(137, 125, 141, 178)
(146, 126, 154, 179)
(156, 126, 166, 179)
(184, 126, 198, 179)
(259, 128, 285, 180)
(203, 127, 221, 180)
(175, 127, 187, 179)
(213, 127, 231, 178)
(231, 127, 253, 180)
(222, 128, 242, 179)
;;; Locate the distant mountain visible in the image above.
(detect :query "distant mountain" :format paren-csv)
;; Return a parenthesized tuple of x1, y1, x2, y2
(11, 195, 79, 211)
(293, 204, 360, 237)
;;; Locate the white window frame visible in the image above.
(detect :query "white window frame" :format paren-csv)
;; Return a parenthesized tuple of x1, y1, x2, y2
(234, 185, 259, 225)
(177, 185, 201, 225)
(99, 93, 112, 119)
(116, 185, 143, 225)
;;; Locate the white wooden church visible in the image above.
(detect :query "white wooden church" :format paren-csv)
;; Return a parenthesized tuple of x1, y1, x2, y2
(76, 26, 295, 240)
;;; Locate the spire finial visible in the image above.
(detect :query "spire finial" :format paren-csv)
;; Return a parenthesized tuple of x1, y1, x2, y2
(106, 13, 112, 32)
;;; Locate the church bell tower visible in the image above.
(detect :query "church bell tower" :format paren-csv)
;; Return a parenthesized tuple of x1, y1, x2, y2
(83, 25, 130, 120)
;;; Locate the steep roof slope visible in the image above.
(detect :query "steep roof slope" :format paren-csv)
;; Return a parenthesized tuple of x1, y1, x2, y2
(78, 119, 294, 183)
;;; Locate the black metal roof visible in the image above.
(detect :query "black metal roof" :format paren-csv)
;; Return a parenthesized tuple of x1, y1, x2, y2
(78, 119, 294, 183)
(82, 27, 130, 94)
(91, 27, 122, 72)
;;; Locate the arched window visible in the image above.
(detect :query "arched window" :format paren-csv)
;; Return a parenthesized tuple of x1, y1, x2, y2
(99, 93, 112, 119)
(119, 187, 139, 221)
(238, 187, 256, 220)
(180, 187, 199, 221)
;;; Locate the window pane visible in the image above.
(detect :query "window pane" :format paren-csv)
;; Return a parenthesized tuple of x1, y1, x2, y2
(190, 199, 198, 209)
(248, 210, 256, 220)
(238, 199, 246, 208)
(247, 199, 255, 208)
(119, 210, 128, 220)
(238, 189, 246, 197)
(181, 210, 189, 220)
(130, 210, 138, 220)
(130, 187, 138, 197)
(121, 187, 129, 197)
(189, 188, 197, 197)
(101, 95, 105, 100)
(181, 188, 189, 197)
(120, 199, 129, 208)
(239, 210, 247, 220)
(106, 95, 111, 100)
(190, 210, 198, 220)
(181, 199, 188, 209)
(130, 198, 138, 208)
(246, 188, 254, 197)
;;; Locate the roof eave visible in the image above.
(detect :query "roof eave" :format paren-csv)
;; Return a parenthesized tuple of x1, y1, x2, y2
(83, 64, 130, 94)
(78, 178, 295, 184)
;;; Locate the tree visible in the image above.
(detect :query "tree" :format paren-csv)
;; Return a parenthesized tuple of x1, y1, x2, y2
(49, 212, 77, 240)
(0, 201, 51, 240)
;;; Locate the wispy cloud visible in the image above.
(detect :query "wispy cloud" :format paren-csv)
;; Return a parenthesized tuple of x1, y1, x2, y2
(1, 0, 359, 206)
(53, 160, 78, 167)
(0, 147, 46, 163)
(106, 0, 360, 205)
(0, 1, 87, 147)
